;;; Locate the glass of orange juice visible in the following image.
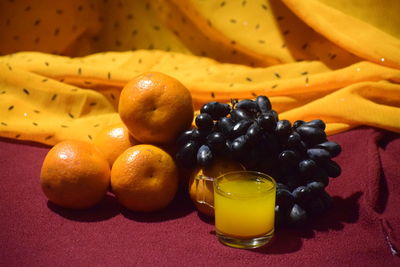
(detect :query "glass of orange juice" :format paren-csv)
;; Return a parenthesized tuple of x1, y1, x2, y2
(213, 171, 276, 249)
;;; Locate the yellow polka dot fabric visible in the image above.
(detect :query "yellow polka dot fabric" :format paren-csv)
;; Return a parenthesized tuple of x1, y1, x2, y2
(0, 0, 399, 145)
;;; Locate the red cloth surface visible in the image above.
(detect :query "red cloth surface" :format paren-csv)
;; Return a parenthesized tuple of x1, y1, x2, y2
(1, 127, 399, 266)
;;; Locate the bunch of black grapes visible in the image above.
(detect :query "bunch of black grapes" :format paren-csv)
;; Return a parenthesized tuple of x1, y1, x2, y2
(175, 95, 342, 227)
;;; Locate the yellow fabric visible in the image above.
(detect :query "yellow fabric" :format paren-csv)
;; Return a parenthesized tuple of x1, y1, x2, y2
(0, 0, 399, 146)
(282, 0, 400, 69)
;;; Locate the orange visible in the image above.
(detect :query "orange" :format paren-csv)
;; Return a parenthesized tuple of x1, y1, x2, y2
(93, 123, 140, 166)
(40, 140, 111, 209)
(188, 159, 245, 217)
(118, 72, 194, 144)
(111, 144, 178, 212)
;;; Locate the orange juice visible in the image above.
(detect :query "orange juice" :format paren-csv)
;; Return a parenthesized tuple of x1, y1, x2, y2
(214, 175, 276, 239)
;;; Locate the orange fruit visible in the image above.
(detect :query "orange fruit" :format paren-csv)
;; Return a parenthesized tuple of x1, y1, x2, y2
(188, 159, 245, 217)
(111, 144, 178, 212)
(40, 140, 110, 209)
(93, 123, 140, 166)
(118, 72, 194, 144)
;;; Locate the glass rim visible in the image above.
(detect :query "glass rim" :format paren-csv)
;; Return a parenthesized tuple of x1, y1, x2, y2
(214, 170, 276, 199)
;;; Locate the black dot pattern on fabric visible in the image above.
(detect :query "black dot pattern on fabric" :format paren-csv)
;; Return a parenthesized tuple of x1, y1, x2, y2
(0, 0, 385, 147)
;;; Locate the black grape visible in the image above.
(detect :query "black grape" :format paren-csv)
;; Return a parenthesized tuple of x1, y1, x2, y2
(200, 102, 230, 119)
(286, 132, 301, 148)
(288, 204, 308, 227)
(270, 110, 279, 121)
(322, 159, 342, 178)
(176, 141, 199, 168)
(256, 113, 277, 132)
(277, 182, 290, 191)
(230, 108, 254, 122)
(307, 148, 331, 163)
(230, 135, 249, 156)
(316, 141, 342, 157)
(292, 120, 305, 129)
(197, 145, 213, 166)
(296, 125, 327, 146)
(231, 119, 253, 139)
(245, 122, 262, 144)
(306, 181, 325, 194)
(304, 119, 326, 130)
(255, 95, 272, 113)
(195, 113, 214, 132)
(298, 159, 318, 176)
(292, 186, 313, 205)
(206, 132, 226, 152)
(278, 150, 299, 169)
(297, 140, 308, 155)
(276, 188, 295, 211)
(176, 128, 202, 146)
(275, 120, 292, 139)
(216, 117, 235, 136)
(236, 99, 259, 114)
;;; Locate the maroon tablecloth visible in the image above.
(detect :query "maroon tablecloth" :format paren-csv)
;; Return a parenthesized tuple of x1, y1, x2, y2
(1, 127, 399, 266)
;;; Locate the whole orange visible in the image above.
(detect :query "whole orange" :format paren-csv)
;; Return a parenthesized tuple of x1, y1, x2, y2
(93, 123, 140, 166)
(118, 72, 194, 144)
(40, 140, 110, 209)
(188, 159, 245, 217)
(111, 144, 178, 212)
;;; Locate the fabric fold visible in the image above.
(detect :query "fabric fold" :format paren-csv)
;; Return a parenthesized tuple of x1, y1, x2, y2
(1, 51, 399, 145)
(281, 0, 400, 69)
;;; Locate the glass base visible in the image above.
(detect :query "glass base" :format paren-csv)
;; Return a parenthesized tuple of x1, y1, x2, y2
(216, 229, 274, 249)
